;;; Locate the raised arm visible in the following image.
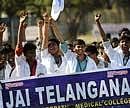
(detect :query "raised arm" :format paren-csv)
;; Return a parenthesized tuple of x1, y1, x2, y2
(17, 11, 28, 48)
(22, 22, 27, 43)
(16, 11, 27, 56)
(41, 13, 49, 50)
(95, 14, 107, 42)
(37, 20, 43, 44)
(50, 18, 64, 43)
(0, 23, 6, 46)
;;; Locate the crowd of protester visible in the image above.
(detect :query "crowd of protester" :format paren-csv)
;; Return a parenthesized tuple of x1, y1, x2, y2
(0, 12, 130, 81)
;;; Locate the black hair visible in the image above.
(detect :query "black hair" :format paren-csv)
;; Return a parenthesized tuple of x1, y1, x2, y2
(85, 44, 99, 55)
(0, 43, 12, 54)
(73, 39, 86, 47)
(23, 42, 36, 55)
(111, 37, 119, 43)
(67, 43, 73, 47)
(118, 28, 130, 36)
(119, 31, 130, 41)
(48, 38, 60, 46)
(119, 35, 130, 41)
(91, 41, 98, 47)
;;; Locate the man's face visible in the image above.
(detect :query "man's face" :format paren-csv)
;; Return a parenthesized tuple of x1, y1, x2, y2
(8, 51, 15, 67)
(86, 51, 96, 60)
(120, 39, 130, 54)
(48, 41, 59, 55)
(25, 50, 36, 61)
(73, 44, 85, 55)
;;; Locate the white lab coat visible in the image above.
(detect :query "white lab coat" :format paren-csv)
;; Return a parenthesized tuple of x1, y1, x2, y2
(41, 49, 71, 75)
(4, 62, 17, 80)
(65, 50, 97, 73)
(15, 54, 47, 78)
(96, 57, 111, 69)
(103, 41, 130, 68)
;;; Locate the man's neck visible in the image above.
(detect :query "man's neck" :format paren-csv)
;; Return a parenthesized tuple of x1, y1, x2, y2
(27, 59, 35, 66)
(52, 52, 62, 57)
(9, 64, 15, 68)
(77, 54, 86, 61)
(123, 51, 130, 56)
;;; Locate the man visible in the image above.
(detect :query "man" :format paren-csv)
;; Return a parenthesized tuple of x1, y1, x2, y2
(95, 14, 130, 68)
(0, 23, 17, 80)
(41, 14, 71, 75)
(85, 44, 109, 69)
(15, 11, 46, 78)
(49, 17, 97, 73)
(70, 39, 97, 72)
(0, 44, 17, 80)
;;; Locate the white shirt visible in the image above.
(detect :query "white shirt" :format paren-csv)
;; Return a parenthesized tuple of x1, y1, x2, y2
(15, 54, 47, 78)
(41, 49, 71, 75)
(103, 41, 130, 68)
(96, 57, 111, 69)
(36, 49, 42, 62)
(4, 62, 17, 80)
(65, 50, 97, 73)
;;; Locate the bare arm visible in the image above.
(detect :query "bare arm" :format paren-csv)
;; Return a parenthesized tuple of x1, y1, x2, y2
(42, 13, 49, 50)
(50, 18, 64, 43)
(37, 20, 43, 44)
(15, 11, 28, 56)
(17, 11, 28, 48)
(95, 14, 107, 42)
(22, 22, 27, 42)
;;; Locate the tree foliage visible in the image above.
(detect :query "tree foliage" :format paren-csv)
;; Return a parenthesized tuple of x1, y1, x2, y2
(64, 0, 112, 40)
(0, 0, 51, 17)
(0, 0, 130, 41)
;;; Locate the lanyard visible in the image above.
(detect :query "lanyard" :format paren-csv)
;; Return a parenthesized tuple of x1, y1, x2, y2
(77, 56, 88, 72)
(123, 55, 129, 66)
(54, 55, 62, 67)
(9, 66, 15, 77)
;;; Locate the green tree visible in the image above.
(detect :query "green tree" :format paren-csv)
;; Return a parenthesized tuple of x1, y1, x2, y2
(114, 0, 130, 22)
(64, 0, 111, 41)
(1, 0, 130, 42)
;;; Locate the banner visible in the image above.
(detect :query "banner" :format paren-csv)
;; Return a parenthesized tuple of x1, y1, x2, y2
(0, 68, 130, 108)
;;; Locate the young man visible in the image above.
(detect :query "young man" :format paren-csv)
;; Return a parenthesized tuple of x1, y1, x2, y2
(85, 44, 109, 69)
(49, 17, 97, 73)
(3, 45, 17, 79)
(95, 14, 130, 68)
(15, 11, 46, 78)
(41, 14, 71, 75)
(0, 23, 19, 80)
(41, 14, 97, 74)
(70, 39, 97, 73)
